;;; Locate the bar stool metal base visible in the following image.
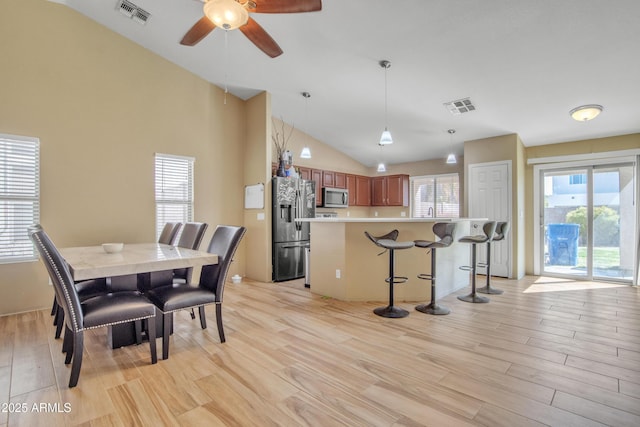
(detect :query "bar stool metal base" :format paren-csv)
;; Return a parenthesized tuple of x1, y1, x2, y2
(457, 294, 490, 303)
(415, 302, 450, 315)
(476, 285, 503, 295)
(374, 305, 410, 318)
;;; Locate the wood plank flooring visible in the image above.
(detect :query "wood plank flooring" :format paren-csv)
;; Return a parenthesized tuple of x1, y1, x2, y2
(1, 275, 639, 426)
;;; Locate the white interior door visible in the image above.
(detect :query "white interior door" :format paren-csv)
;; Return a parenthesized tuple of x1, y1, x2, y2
(468, 161, 512, 277)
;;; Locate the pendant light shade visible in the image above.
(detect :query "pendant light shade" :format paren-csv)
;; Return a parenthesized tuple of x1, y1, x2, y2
(446, 129, 457, 164)
(300, 147, 311, 159)
(378, 60, 393, 146)
(377, 163, 386, 172)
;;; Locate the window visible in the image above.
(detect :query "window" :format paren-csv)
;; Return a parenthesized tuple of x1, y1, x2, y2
(411, 173, 459, 218)
(0, 134, 40, 263)
(569, 174, 587, 185)
(155, 154, 194, 240)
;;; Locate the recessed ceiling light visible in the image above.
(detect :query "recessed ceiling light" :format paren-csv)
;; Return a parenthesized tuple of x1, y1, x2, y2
(570, 104, 603, 121)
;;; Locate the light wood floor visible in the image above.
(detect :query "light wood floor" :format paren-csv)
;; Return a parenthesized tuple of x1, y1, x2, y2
(1, 275, 640, 426)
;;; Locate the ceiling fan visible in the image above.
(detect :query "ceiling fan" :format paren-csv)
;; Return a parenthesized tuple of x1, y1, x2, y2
(180, 0, 322, 58)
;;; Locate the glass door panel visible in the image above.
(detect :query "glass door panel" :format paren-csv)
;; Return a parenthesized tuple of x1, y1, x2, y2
(592, 164, 635, 281)
(542, 169, 588, 278)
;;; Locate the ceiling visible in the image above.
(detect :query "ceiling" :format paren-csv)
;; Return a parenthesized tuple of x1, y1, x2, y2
(50, 0, 640, 167)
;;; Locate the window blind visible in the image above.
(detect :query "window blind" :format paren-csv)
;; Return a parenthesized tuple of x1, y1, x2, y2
(155, 154, 194, 240)
(0, 135, 40, 263)
(411, 173, 459, 218)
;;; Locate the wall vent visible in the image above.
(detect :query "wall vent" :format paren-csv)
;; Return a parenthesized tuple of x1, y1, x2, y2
(116, 0, 151, 25)
(444, 97, 476, 115)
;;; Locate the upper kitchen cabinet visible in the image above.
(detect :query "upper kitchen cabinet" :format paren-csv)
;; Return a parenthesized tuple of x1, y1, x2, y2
(311, 168, 323, 206)
(334, 172, 347, 189)
(322, 170, 335, 188)
(298, 166, 311, 181)
(371, 174, 409, 206)
(347, 174, 371, 206)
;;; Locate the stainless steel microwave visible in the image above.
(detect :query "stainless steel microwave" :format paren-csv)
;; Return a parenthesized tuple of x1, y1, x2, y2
(322, 187, 348, 208)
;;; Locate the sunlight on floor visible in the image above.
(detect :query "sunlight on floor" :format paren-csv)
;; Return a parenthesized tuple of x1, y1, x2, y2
(523, 276, 628, 293)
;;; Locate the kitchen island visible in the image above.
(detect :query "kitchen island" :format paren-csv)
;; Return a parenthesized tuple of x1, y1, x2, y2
(299, 218, 480, 302)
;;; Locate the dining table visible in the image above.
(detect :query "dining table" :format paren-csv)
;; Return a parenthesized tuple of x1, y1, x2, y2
(59, 243, 218, 348)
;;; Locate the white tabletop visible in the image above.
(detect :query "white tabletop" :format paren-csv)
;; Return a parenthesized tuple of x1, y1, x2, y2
(59, 243, 218, 281)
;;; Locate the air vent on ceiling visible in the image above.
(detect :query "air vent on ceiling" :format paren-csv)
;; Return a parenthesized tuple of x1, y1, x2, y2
(444, 97, 476, 115)
(116, 0, 150, 25)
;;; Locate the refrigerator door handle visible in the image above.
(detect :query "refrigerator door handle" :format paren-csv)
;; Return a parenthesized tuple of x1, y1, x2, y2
(294, 190, 303, 231)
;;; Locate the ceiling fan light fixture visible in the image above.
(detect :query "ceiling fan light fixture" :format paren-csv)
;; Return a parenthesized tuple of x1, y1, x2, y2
(570, 104, 603, 122)
(204, 0, 248, 31)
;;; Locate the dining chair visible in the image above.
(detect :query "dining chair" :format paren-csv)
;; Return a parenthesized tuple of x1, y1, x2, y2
(29, 225, 110, 339)
(29, 227, 158, 388)
(158, 222, 182, 245)
(172, 222, 209, 284)
(145, 225, 246, 359)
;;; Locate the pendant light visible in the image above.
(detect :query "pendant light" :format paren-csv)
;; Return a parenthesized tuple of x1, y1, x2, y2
(378, 60, 393, 145)
(446, 129, 457, 164)
(377, 163, 386, 172)
(300, 92, 312, 159)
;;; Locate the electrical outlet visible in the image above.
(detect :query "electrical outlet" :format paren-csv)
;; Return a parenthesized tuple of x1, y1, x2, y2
(374, 211, 378, 217)
(346, 211, 350, 217)
(257, 212, 265, 221)
(401, 211, 406, 217)
(336, 269, 341, 279)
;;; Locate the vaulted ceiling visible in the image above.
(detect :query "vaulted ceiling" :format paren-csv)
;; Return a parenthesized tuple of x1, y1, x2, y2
(51, 0, 640, 166)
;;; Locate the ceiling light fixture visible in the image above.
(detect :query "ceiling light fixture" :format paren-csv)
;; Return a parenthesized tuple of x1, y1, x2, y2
(446, 129, 457, 164)
(378, 60, 393, 145)
(300, 92, 312, 159)
(570, 104, 603, 122)
(204, 0, 249, 31)
(377, 163, 386, 173)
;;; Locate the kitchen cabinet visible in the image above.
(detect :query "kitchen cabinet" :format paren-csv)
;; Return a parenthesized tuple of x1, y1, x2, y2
(322, 170, 335, 188)
(371, 174, 409, 206)
(347, 174, 371, 206)
(298, 166, 311, 180)
(334, 172, 347, 189)
(311, 169, 323, 206)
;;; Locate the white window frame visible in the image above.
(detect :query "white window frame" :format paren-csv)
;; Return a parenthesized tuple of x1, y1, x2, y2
(0, 133, 40, 263)
(410, 173, 460, 218)
(154, 153, 194, 240)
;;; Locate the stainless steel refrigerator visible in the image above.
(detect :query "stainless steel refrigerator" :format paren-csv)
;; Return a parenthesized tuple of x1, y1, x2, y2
(272, 176, 316, 281)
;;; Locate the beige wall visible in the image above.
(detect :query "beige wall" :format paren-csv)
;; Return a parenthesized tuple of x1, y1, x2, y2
(0, 0, 247, 314)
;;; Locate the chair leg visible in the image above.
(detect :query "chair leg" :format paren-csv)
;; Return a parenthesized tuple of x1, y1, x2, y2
(215, 304, 225, 343)
(162, 313, 172, 360)
(134, 320, 142, 345)
(477, 241, 503, 295)
(51, 298, 58, 316)
(190, 308, 196, 320)
(147, 316, 157, 364)
(416, 249, 450, 315)
(69, 331, 84, 388)
(54, 307, 64, 339)
(63, 325, 73, 360)
(458, 243, 489, 303)
(199, 306, 207, 330)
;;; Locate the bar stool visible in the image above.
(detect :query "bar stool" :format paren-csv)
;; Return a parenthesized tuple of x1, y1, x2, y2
(477, 221, 510, 295)
(457, 221, 497, 304)
(414, 222, 457, 315)
(364, 230, 415, 318)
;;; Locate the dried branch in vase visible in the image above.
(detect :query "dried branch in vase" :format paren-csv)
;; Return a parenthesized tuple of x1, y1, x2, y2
(272, 118, 294, 160)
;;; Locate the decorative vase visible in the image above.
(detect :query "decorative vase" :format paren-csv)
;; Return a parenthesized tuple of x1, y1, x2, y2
(276, 157, 287, 177)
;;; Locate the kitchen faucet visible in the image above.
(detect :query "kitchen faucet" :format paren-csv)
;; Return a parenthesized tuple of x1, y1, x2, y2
(427, 207, 434, 217)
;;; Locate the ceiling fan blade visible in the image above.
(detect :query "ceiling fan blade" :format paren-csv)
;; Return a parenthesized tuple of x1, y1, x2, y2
(251, 0, 322, 14)
(239, 17, 283, 58)
(180, 16, 216, 46)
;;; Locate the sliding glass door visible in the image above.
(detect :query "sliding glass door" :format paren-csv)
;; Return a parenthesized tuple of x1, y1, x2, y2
(541, 162, 636, 282)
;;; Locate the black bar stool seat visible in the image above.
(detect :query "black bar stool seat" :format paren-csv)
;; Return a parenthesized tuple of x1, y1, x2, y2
(457, 221, 497, 304)
(364, 230, 414, 318)
(477, 221, 510, 295)
(414, 222, 457, 315)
